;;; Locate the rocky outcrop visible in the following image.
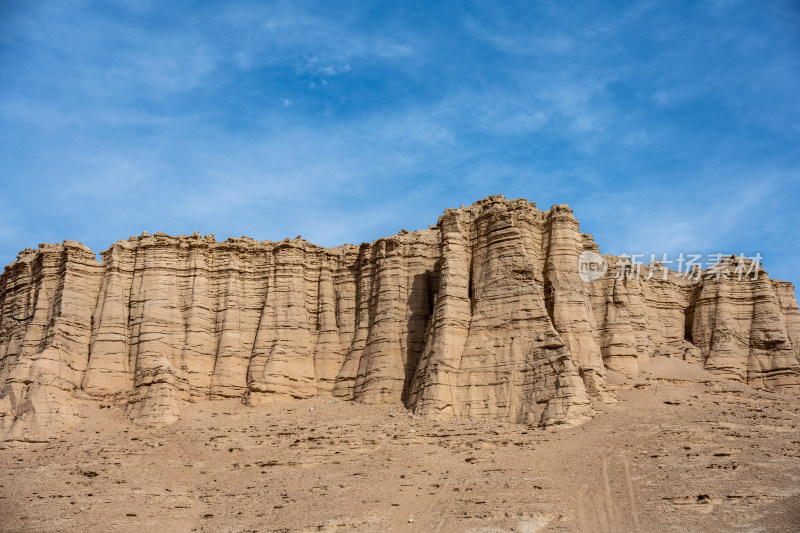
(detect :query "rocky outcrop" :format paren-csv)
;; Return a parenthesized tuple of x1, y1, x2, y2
(1, 196, 799, 439)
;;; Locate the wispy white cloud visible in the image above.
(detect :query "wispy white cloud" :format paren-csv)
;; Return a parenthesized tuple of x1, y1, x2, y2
(463, 17, 574, 57)
(579, 170, 791, 260)
(212, 2, 416, 78)
(297, 59, 351, 77)
(0, 0, 798, 294)
(0, 96, 173, 132)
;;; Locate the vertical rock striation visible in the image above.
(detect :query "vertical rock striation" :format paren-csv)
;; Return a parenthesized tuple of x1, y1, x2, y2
(1, 196, 798, 439)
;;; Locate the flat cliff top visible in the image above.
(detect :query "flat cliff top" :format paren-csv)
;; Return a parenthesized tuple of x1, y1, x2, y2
(3, 195, 570, 267)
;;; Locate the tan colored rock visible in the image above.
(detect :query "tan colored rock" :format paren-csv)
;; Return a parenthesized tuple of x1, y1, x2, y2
(692, 257, 800, 391)
(1, 196, 799, 439)
(408, 199, 593, 426)
(0, 241, 102, 440)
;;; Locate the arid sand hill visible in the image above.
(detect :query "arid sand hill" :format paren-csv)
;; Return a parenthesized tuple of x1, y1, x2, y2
(0, 196, 799, 531)
(1, 359, 799, 532)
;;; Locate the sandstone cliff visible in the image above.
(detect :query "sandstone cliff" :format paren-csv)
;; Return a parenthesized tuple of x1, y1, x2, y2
(1, 196, 798, 440)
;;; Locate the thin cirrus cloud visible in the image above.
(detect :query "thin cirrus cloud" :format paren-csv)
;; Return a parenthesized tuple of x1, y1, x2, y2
(0, 0, 798, 292)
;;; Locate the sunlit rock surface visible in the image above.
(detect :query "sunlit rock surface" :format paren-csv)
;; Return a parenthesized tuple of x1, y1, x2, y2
(1, 196, 798, 439)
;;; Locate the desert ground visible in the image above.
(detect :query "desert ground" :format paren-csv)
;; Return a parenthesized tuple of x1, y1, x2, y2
(1, 358, 799, 533)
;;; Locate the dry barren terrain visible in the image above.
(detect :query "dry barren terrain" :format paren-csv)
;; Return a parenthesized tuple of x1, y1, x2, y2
(1, 359, 799, 532)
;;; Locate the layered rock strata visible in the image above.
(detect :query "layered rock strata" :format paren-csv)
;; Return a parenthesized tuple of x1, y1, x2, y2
(1, 196, 798, 439)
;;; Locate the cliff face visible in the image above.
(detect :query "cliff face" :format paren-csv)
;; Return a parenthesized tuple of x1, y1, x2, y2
(1, 196, 799, 439)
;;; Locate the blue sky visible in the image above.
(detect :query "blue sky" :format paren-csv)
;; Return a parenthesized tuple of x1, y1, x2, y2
(1, 1, 799, 289)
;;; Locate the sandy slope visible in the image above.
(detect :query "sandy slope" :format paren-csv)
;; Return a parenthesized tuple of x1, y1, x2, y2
(1, 359, 799, 532)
